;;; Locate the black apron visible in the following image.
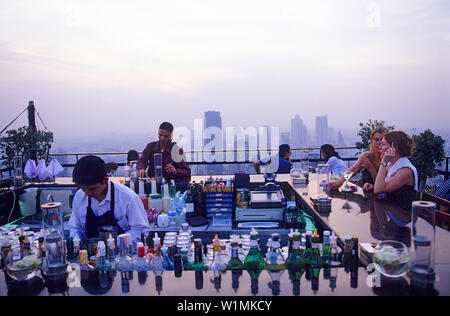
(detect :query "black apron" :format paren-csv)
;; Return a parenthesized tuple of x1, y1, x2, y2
(85, 182, 125, 239)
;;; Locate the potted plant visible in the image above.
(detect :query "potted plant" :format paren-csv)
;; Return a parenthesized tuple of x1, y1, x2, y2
(410, 129, 446, 192)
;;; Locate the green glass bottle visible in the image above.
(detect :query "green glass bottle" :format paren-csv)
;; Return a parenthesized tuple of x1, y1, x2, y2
(341, 235, 353, 272)
(286, 232, 305, 269)
(244, 229, 265, 271)
(310, 230, 323, 268)
(322, 231, 331, 266)
(227, 238, 244, 270)
(303, 230, 313, 267)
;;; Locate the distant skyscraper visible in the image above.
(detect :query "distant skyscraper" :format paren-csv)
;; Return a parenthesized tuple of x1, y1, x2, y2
(291, 115, 308, 148)
(204, 111, 223, 175)
(316, 115, 328, 146)
(337, 131, 345, 146)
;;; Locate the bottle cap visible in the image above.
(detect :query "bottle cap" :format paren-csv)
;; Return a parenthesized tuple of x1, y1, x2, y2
(137, 242, 145, 257)
(312, 230, 320, 239)
(271, 233, 280, 242)
(324, 231, 330, 236)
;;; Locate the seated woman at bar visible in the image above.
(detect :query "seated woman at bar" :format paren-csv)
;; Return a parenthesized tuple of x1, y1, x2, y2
(372, 131, 418, 211)
(315, 144, 347, 177)
(329, 126, 388, 190)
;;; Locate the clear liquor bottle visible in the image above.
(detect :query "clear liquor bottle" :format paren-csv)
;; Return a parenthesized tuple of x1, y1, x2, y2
(209, 235, 225, 271)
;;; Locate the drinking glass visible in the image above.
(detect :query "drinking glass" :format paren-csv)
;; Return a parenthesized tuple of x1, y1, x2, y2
(342, 171, 353, 209)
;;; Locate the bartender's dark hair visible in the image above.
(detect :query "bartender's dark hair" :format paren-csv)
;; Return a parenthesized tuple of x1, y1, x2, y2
(159, 122, 174, 133)
(279, 144, 291, 158)
(73, 156, 107, 186)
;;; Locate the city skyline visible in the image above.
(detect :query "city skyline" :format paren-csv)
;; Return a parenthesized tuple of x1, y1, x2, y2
(1, 1, 449, 141)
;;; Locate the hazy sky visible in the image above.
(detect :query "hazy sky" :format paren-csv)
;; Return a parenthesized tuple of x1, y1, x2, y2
(1, 0, 449, 142)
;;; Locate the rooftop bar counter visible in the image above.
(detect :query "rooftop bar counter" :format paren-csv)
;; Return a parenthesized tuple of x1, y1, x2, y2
(0, 174, 449, 296)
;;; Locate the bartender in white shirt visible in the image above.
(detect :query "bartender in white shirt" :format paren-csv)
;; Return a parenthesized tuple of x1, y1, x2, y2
(68, 155, 150, 243)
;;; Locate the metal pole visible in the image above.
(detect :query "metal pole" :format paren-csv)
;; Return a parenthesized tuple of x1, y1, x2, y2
(27, 101, 36, 130)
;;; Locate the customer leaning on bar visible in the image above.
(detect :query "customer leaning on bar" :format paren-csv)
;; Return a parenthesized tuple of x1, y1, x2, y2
(68, 156, 151, 243)
(371, 131, 418, 211)
(329, 126, 388, 190)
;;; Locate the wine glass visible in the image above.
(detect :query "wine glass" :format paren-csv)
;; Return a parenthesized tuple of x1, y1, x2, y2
(343, 171, 353, 188)
(342, 171, 353, 209)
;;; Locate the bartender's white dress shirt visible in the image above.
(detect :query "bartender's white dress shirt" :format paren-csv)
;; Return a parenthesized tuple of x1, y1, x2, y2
(68, 181, 151, 242)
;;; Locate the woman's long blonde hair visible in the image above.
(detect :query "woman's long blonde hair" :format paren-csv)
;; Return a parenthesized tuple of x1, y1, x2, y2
(367, 126, 389, 162)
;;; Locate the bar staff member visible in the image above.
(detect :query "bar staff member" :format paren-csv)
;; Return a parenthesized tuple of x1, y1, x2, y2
(68, 156, 151, 242)
(137, 122, 191, 183)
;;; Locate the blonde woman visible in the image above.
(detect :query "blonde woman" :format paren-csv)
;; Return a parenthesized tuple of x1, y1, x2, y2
(330, 126, 389, 190)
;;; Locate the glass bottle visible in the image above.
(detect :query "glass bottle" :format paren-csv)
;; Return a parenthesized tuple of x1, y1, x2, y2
(244, 228, 265, 271)
(73, 235, 81, 263)
(134, 242, 151, 272)
(322, 231, 331, 266)
(107, 234, 116, 269)
(78, 250, 93, 281)
(341, 235, 353, 272)
(310, 230, 323, 268)
(151, 233, 164, 277)
(265, 233, 285, 296)
(226, 237, 244, 270)
(94, 241, 112, 272)
(169, 180, 176, 198)
(209, 235, 225, 271)
(193, 239, 207, 271)
(181, 246, 193, 270)
(286, 232, 305, 269)
(162, 246, 174, 270)
(115, 234, 133, 273)
(303, 230, 313, 267)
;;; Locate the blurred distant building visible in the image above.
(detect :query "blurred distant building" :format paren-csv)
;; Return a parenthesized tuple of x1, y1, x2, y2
(315, 115, 328, 146)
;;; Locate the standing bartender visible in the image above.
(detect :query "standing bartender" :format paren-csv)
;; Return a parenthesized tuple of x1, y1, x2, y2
(137, 122, 191, 183)
(68, 156, 150, 243)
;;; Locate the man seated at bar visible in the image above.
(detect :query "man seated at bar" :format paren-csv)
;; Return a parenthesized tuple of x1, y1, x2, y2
(371, 131, 418, 211)
(253, 144, 293, 174)
(68, 156, 151, 243)
(137, 122, 191, 183)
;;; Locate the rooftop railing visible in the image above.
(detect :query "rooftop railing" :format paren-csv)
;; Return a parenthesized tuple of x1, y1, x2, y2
(1, 147, 449, 180)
